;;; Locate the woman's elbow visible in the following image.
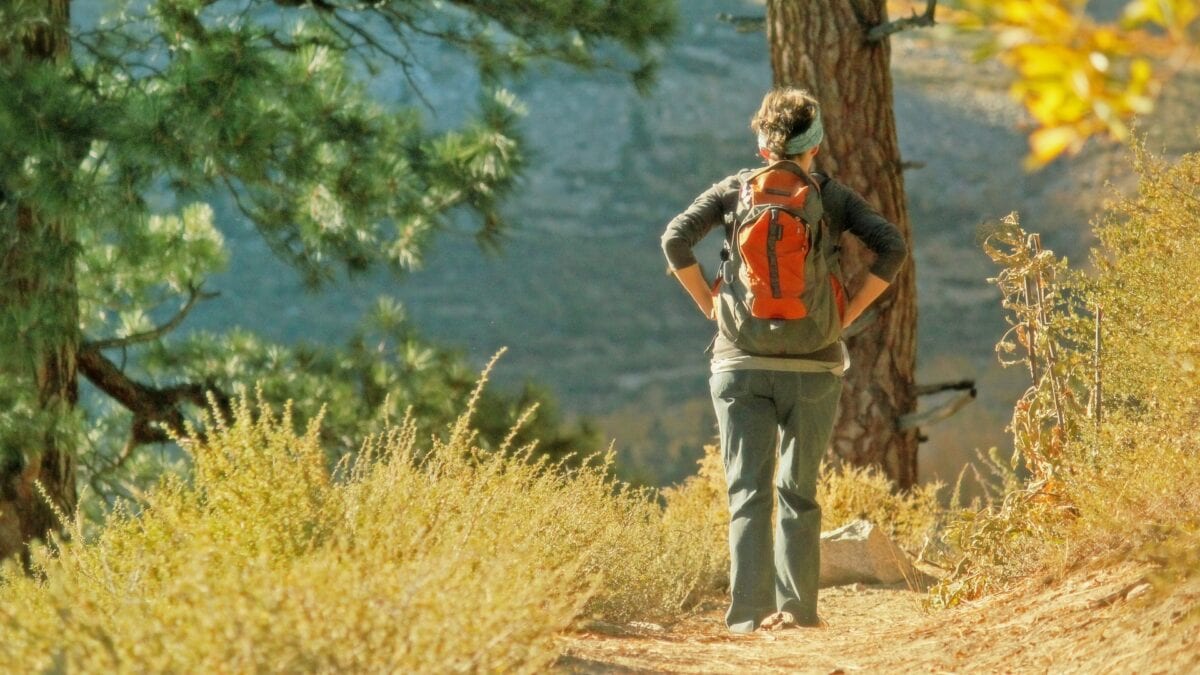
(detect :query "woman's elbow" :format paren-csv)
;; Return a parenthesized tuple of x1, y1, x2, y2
(661, 234, 695, 269)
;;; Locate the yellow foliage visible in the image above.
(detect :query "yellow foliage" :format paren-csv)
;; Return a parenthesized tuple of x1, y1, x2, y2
(951, 0, 1195, 167)
(1124, 0, 1200, 34)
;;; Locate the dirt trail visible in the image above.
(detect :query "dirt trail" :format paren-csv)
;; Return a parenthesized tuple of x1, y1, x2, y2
(556, 563, 1200, 674)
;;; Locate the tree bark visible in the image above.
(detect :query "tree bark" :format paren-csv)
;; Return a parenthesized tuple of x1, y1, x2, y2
(0, 0, 79, 565)
(765, 0, 919, 488)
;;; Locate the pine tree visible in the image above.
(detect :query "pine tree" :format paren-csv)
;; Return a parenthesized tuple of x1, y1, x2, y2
(0, 0, 675, 562)
(764, 1, 920, 488)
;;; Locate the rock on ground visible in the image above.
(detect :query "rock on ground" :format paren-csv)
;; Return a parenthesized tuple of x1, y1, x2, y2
(819, 519, 927, 588)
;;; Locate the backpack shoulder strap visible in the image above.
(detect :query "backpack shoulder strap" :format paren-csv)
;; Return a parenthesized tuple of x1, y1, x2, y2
(808, 171, 843, 257)
(808, 170, 833, 227)
(810, 170, 832, 191)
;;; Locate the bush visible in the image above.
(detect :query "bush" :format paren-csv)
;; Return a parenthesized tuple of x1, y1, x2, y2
(932, 145, 1200, 606)
(0, 384, 720, 671)
(817, 462, 943, 552)
(658, 443, 731, 608)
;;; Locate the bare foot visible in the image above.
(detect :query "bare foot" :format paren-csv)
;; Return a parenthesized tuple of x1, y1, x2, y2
(757, 611, 797, 631)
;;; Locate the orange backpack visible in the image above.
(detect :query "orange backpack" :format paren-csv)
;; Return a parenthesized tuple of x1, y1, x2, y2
(714, 161, 846, 356)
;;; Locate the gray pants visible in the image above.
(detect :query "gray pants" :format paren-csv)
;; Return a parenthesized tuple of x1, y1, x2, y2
(709, 368, 842, 633)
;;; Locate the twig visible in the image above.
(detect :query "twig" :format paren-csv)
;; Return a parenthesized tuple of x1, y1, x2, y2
(1022, 263, 1040, 384)
(1028, 234, 1067, 430)
(1093, 305, 1103, 427)
(1166, 176, 1200, 210)
(716, 13, 765, 34)
(330, 9, 405, 62)
(1088, 577, 1149, 609)
(84, 285, 217, 350)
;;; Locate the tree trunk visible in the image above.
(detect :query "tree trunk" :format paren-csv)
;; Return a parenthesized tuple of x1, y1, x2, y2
(0, 0, 79, 565)
(765, 0, 919, 488)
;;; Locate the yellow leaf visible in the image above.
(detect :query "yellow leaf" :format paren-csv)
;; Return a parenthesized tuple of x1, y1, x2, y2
(1130, 57, 1155, 86)
(1123, 0, 1165, 26)
(1026, 125, 1080, 169)
(1125, 0, 1200, 29)
(1012, 44, 1072, 78)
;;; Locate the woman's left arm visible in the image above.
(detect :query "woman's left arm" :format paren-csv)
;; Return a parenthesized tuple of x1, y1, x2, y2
(826, 182, 909, 327)
(841, 273, 890, 328)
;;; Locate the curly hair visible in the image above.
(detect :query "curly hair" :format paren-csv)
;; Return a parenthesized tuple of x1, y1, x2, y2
(750, 87, 820, 158)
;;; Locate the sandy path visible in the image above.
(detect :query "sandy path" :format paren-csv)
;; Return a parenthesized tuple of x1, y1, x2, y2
(555, 563, 1200, 674)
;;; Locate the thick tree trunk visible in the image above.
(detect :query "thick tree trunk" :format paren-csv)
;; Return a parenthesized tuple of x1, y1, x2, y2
(0, 0, 79, 565)
(765, 0, 919, 488)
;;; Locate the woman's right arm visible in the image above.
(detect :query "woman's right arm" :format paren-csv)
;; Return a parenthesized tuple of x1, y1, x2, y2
(660, 176, 739, 271)
(660, 176, 739, 318)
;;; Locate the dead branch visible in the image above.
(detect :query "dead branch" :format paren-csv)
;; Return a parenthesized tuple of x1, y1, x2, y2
(867, 0, 937, 42)
(898, 390, 976, 430)
(716, 13, 766, 34)
(915, 379, 975, 397)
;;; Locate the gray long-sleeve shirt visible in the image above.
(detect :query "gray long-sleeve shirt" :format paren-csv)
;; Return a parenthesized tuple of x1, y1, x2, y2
(661, 172, 907, 281)
(660, 170, 908, 369)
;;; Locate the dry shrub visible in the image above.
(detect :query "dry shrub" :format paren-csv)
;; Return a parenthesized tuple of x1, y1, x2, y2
(1056, 145, 1200, 580)
(658, 443, 730, 607)
(0, 386, 722, 671)
(933, 145, 1200, 606)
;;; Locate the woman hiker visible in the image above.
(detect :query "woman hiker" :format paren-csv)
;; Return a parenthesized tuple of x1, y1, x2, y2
(660, 87, 907, 634)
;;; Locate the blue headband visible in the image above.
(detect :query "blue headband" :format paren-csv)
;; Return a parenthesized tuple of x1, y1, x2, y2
(757, 111, 824, 156)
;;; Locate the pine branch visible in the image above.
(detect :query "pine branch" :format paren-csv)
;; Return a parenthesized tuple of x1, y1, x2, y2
(77, 346, 230, 447)
(867, 0, 937, 42)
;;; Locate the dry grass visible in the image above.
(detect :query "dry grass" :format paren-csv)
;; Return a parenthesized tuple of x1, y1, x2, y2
(817, 462, 943, 552)
(0, 376, 724, 671)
